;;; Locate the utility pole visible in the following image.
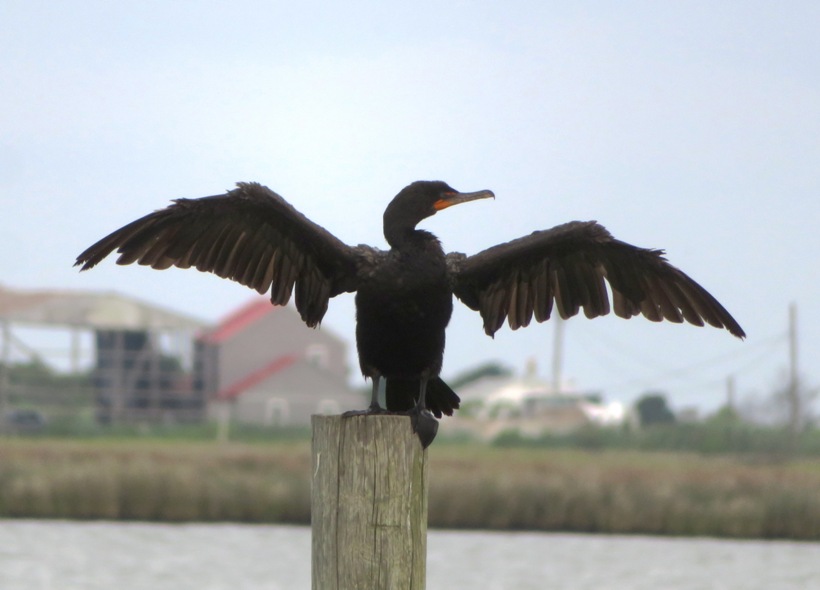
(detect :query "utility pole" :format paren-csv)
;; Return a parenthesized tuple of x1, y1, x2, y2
(0, 320, 10, 434)
(551, 316, 564, 394)
(726, 374, 735, 412)
(787, 302, 801, 437)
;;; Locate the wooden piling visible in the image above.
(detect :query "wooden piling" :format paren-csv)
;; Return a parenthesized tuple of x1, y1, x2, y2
(311, 414, 429, 590)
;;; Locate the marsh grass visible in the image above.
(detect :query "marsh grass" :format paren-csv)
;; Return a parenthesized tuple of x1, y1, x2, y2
(428, 447, 820, 539)
(2, 439, 819, 539)
(0, 440, 311, 523)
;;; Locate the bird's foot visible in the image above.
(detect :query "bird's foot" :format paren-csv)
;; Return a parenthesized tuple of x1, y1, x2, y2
(407, 407, 439, 449)
(342, 405, 438, 448)
(341, 404, 392, 418)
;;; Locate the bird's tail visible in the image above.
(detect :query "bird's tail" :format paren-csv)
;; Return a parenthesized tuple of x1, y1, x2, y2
(385, 377, 461, 418)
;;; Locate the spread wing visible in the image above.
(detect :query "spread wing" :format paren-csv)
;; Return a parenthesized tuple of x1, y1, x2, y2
(448, 221, 745, 338)
(75, 182, 362, 327)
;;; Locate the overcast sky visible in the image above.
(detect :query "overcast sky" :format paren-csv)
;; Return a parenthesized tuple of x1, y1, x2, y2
(2, 1, 818, 413)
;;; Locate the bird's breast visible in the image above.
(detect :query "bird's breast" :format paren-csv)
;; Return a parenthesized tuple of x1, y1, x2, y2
(356, 251, 452, 327)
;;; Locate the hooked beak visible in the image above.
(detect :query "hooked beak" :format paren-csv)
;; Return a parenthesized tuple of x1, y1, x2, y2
(434, 189, 495, 211)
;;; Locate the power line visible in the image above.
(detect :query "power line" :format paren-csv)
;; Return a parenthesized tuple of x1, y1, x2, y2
(613, 343, 783, 392)
(570, 326, 786, 391)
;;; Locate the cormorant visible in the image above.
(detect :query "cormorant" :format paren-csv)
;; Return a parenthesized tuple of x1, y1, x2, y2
(75, 181, 745, 447)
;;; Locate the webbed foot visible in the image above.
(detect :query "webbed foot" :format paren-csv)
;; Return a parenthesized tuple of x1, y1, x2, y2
(341, 404, 392, 418)
(408, 407, 438, 449)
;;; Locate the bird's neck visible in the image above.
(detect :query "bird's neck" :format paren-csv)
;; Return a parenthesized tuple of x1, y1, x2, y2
(385, 226, 441, 252)
(384, 220, 416, 249)
(383, 203, 427, 249)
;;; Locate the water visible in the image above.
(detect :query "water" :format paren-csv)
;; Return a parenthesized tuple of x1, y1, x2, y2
(1, 520, 818, 590)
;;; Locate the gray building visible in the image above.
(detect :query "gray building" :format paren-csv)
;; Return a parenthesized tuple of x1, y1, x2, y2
(196, 298, 362, 426)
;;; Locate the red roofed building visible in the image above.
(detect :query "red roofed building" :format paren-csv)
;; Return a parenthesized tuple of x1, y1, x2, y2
(195, 298, 363, 426)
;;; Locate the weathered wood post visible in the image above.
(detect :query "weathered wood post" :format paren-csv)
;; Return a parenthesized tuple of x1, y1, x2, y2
(312, 414, 429, 589)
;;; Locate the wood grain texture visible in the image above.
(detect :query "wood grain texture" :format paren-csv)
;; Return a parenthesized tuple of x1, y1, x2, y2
(312, 415, 428, 590)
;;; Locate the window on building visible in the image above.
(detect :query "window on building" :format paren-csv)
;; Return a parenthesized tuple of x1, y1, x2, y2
(305, 344, 329, 370)
(264, 397, 290, 426)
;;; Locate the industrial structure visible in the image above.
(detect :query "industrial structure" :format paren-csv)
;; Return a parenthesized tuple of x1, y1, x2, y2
(0, 285, 359, 429)
(0, 285, 205, 425)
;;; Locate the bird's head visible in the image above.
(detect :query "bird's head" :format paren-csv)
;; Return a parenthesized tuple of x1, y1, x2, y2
(383, 181, 494, 247)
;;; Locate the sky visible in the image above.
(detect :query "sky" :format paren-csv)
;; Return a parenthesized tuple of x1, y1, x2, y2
(2, 1, 818, 414)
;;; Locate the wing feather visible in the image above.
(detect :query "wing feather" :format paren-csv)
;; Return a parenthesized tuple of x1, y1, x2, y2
(75, 182, 362, 327)
(515, 270, 533, 329)
(532, 259, 552, 323)
(448, 220, 744, 338)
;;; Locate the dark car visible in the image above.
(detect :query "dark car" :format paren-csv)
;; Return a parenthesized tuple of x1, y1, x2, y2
(5, 409, 46, 433)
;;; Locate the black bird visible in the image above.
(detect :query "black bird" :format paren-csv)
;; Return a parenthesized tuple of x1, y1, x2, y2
(75, 181, 745, 447)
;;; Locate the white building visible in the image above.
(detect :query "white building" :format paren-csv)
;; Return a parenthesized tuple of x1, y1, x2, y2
(442, 362, 624, 440)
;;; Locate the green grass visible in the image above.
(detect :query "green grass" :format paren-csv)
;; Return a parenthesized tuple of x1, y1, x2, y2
(2, 438, 819, 540)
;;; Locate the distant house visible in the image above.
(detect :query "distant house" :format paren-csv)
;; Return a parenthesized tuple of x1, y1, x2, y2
(442, 362, 625, 440)
(195, 298, 363, 427)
